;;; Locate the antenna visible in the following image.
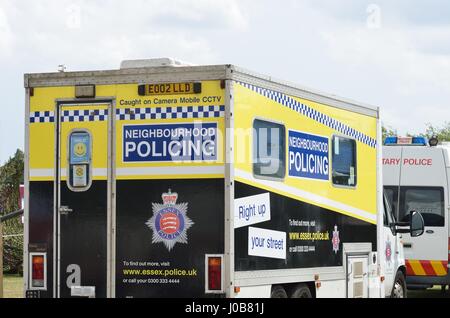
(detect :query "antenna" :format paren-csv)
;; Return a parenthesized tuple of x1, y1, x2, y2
(58, 65, 67, 73)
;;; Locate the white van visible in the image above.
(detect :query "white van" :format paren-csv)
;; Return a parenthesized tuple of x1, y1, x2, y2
(383, 136, 450, 291)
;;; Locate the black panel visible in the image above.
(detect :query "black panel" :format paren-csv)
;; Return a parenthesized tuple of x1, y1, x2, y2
(235, 182, 376, 271)
(29, 181, 54, 298)
(138, 85, 146, 96)
(193, 82, 202, 94)
(59, 181, 107, 298)
(115, 179, 224, 298)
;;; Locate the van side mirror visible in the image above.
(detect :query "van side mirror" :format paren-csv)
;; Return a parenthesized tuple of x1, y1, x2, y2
(393, 210, 425, 237)
(410, 210, 425, 237)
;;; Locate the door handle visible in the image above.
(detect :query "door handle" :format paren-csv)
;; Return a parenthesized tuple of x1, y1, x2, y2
(59, 206, 73, 215)
(426, 230, 434, 234)
(347, 263, 353, 280)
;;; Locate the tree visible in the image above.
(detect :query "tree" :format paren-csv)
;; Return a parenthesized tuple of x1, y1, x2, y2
(0, 149, 24, 274)
(382, 125, 397, 141)
(384, 122, 450, 144)
(422, 122, 450, 142)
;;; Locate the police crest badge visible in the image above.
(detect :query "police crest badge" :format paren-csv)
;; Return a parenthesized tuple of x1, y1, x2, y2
(385, 239, 392, 263)
(332, 225, 340, 254)
(146, 189, 194, 251)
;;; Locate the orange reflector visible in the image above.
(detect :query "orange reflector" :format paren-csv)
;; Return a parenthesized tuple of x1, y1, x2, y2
(208, 257, 221, 267)
(31, 255, 45, 287)
(208, 257, 222, 291)
(234, 286, 241, 294)
(33, 255, 44, 265)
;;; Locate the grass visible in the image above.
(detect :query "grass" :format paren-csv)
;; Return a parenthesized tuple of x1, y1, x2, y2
(0, 273, 447, 298)
(2, 274, 23, 298)
(407, 285, 450, 298)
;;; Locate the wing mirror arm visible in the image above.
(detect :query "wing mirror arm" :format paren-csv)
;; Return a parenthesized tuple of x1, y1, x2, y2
(393, 210, 425, 237)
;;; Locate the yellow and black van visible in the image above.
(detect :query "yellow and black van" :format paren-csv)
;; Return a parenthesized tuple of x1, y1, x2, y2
(24, 58, 387, 298)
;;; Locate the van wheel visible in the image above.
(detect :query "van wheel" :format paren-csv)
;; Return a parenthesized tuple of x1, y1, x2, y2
(391, 271, 407, 298)
(271, 285, 288, 298)
(290, 284, 313, 298)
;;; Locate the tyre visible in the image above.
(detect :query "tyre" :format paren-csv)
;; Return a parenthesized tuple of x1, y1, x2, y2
(271, 285, 288, 298)
(290, 283, 313, 298)
(391, 271, 407, 298)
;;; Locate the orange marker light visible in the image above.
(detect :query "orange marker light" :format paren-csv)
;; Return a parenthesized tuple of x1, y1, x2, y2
(32, 255, 45, 287)
(208, 257, 222, 291)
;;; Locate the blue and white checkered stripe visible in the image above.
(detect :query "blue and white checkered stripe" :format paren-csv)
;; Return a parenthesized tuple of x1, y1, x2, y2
(237, 82, 377, 148)
(61, 109, 108, 122)
(116, 105, 225, 121)
(30, 111, 55, 123)
(30, 109, 108, 123)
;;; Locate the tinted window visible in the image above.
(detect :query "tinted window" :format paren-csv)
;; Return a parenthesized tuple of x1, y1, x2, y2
(383, 196, 389, 226)
(383, 194, 395, 227)
(332, 136, 357, 187)
(253, 119, 286, 180)
(399, 187, 444, 227)
(384, 186, 399, 221)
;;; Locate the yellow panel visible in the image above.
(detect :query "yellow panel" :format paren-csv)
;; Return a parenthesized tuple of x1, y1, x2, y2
(29, 80, 226, 181)
(29, 86, 74, 176)
(114, 80, 225, 180)
(30, 86, 74, 111)
(234, 82, 378, 223)
(29, 123, 55, 170)
(119, 173, 225, 180)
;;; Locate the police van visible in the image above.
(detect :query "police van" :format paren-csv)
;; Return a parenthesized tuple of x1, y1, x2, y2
(383, 136, 450, 290)
(23, 58, 423, 298)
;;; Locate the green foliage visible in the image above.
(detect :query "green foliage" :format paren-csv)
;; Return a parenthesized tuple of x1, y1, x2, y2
(382, 125, 397, 142)
(385, 123, 450, 144)
(422, 122, 450, 142)
(0, 149, 24, 274)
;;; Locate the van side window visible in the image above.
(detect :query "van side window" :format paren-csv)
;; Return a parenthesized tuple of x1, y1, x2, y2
(399, 187, 444, 227)
(253, 119, 286, 180)
(384, 186, 399, 221)
(332, 136, 357, 187)
(383, 193, 394, 227)
(383, 197, 389, 226)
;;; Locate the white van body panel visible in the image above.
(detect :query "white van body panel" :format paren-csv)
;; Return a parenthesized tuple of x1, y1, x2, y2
(383, 144, 450, 285)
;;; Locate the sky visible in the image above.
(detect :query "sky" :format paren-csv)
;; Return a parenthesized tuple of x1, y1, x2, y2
(0, 0, 449, 164)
